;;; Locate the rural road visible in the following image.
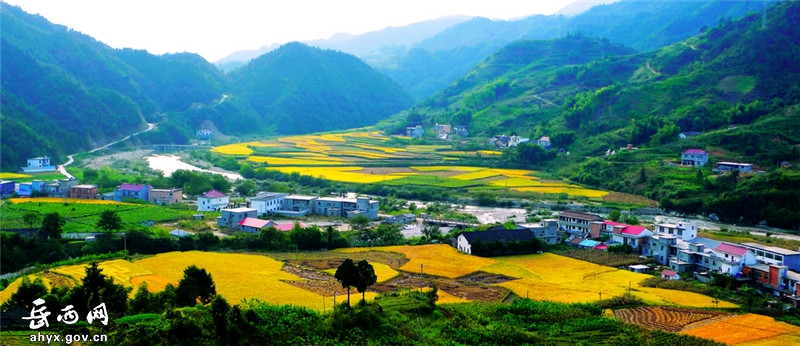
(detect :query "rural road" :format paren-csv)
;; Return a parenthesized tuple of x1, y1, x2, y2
(57, 122, 156, 179)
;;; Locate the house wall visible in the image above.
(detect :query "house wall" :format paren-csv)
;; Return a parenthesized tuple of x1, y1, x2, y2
(251, 196, 285, 215)
(457, 234, 472, 254)
(198, 196, 229, 211)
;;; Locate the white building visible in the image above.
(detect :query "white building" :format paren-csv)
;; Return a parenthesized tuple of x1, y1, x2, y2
(217, 207, 258, 229)
(249, 192, 287, 216)
(23, 156, 57, 173)
(197, 190, 229, 211)
(654, 221, 697, 242)
(681, 149, 708, 167)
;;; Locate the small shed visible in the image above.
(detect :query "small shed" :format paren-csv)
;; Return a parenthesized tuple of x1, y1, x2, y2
(170, 229, 192, 238)
(193, 214, 205, 220)
(628, 265, 650, 273)
(578, 239, 601, 249)
(661, 269, 681, 280)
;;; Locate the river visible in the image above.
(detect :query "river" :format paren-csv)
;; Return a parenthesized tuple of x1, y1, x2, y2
(146, 154, 242, 180)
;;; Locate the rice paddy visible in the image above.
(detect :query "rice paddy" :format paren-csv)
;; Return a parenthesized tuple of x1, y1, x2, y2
(207, 130, 608, 198)
(0, 173, 32, 180)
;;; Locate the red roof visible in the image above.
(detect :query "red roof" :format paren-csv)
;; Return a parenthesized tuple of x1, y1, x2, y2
(275, 223, 304, 232)
(604, 221, 649, 236)
(662, 270, 678, 277)
(118, 183, 150, 191)
(595, 244, 608, 250)
(683, 149, 706, 155)
(238, 218, 273, 229)
(202, 189, 227, 198)
(715, 243, 749, 256)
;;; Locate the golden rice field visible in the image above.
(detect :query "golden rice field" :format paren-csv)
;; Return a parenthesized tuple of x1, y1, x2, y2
(681, 313, 800, 345)
(338, 244, 736, 309)
(8, 198, 130, 205)
(0, 173, 32, 179)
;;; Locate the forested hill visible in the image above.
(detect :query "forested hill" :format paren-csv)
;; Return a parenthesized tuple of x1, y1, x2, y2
(381, 0, 775, 99)
(0, 4, 226, 168)
(0, 5, 414, 169)
(228, 42, 414, 134)
(385, 1, 800, 227)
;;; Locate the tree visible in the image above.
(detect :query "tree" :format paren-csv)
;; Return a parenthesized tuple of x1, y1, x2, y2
(210, 295, 230, 338)
(66, 262, 130, 318)
(175, 265, 216, 307)
(608, 210, 621, 222)
(97, 210, 123, 231)
(334, 259, 360, 306)
(623, 215, 640, 225)
(356, 260, 378, 303)
(129, 282, 154, 314)
(349, 215, 370, 232)
(290, 224, 323, 250)
(0, 276, 48, 310)
(421, 224, 440, 241)
(83, 168, 99, 183)
(22, 212, 40, 230)
(235, 180, 258, 196)
(374, 223, 402, 245)
(40, 212, 65, 240)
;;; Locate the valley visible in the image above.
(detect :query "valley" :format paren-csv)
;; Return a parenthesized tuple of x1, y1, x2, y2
(2, 0, 800, 345)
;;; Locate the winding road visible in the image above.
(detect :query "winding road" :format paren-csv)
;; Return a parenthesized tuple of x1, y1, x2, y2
(57, 123, 156, 179)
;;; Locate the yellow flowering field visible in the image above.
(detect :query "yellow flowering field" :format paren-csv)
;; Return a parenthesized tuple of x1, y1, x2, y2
(267, 166, 404, 183)
(0, 275, 53, 306)
(135, 252, 333, 309)
(451, 170, 503, 181)
(329, 150, 394, 159)
(681, 313, 800, 344)
(8, 198, 131, 205)
(514, 186, 610, 198)
(247, 156, 344, 165)
(354, 144, 404, 153)
(409, 166, 483, 172)
(211, 143, 254, 156)
(52, 260, 153, 288)
(490, 178, 546, 187)
(339, 244, 497, 278)
(477, 150, 503, 156)
(405, 145, 451, 153)
(0, 173, 32, 179)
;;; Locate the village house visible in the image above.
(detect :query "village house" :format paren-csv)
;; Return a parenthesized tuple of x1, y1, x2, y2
(315, 196, 380, 220)
(519, 219, 559, 245)
(489, 135, 511, 147)
(149, 188, 183, 205)
(681, 149, 708, 167)
(716, 162, 753, 173)
(217, 207, 258, 229)
(69, 184, 98, 199)
(557, 211, 603, 237)
(453, 125, 469, 136)
(22, 156, 57, 173)
(276, 195, 317, 217)
(0, 181, 15, 197)
(434, 123, 451, 134)
(238, 217, 277, 234)
(114, 183, 152, 202)
(456, 229, 535, 255)
(44, 179, 78, 198)
(743, 264, 800, 306)
(170, 229, 191, 238)
(249, 192, 287, 216)
(654, 222, 697, 242)
(661, 269, 681, 280)
(405, 125, 424, 138)
(711, 243, 757, 275)
(386, 213, 416, 224)
(509, 135, 530, 147)
(197, 189, 229, 211)
(739, 243, 800, 271)
(590, 221, 653, 254)
(537, 136, 551, 150)
(196, 129, 213, 139)
(679, 131, 702, 139)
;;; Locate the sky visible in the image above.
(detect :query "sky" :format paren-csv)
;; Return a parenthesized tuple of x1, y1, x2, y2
(4, 0, 583, 62)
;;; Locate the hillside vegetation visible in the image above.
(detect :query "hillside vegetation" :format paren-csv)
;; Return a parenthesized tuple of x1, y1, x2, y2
(381, 1, 800, 228)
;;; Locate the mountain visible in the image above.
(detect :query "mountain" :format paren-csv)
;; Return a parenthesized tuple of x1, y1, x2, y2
(382, 0, 775, 99)
(228, 42, 414, 134)
(555, 1, 619, 17)
(214, 16, 471, 72)
(0, 4, 229, 168)
(386, 1, 800, 227)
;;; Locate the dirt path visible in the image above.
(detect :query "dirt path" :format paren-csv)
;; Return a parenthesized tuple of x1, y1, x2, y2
(58, 123, 156, 178)
(646, 61, 662, 76)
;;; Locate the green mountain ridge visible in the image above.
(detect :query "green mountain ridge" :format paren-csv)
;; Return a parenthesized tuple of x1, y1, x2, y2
(0, 5, 413, 169)
(382, 1, 800, 228)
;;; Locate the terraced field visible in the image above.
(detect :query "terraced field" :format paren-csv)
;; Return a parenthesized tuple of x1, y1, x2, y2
(211, 131, 609, 198)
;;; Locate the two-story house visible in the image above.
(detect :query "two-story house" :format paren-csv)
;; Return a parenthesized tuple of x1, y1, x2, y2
(149, 188, 183, 205)
(249, 192, 287, 216)
(114, 184, 152, 202)
(406, 125, 424, 138)
(197, 189, 229, 211)
(681, 149, 708, 167)
(558, 211, 603, 237)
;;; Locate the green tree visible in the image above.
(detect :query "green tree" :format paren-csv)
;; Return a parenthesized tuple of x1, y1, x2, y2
(290, 224, 323, 250)
(334, 259, 359, 306)
(0, 276, 48, 310)
(421, 224, 440, 241)
(82, 168, 99, 183)
(349, 215, 370, 232)
(235, 180, 258, 196)
(22, 212, 40, 231)
(210, 295, 230, 338)
(608, 210, 621, 222)
(67, 262, 130, 318)
(356, 260, 378, 303)
(40, 212, 65, 240)
(97, 210, 123, 231)
(175, 265, 216, 307)
(129, 282, 154, 314)
(374, 223, 402, 245)
(623, 215, 640, 225)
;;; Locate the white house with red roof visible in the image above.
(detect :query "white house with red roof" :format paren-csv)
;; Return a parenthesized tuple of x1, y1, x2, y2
(681, 149, 708, 167)
(711, 243, 757, 275)
(661, 269, 681, 280)
(590, 221, 653, 254)
(197, 189, 229, 211)
(114, 183, 153, 202)
(238, 217, 276, 233)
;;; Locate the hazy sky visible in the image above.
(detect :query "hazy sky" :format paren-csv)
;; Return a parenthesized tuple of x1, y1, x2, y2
(4, 0, 583, 62)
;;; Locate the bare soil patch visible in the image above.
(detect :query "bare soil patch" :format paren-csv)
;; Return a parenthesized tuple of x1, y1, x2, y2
(614, 306, 731, 333)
